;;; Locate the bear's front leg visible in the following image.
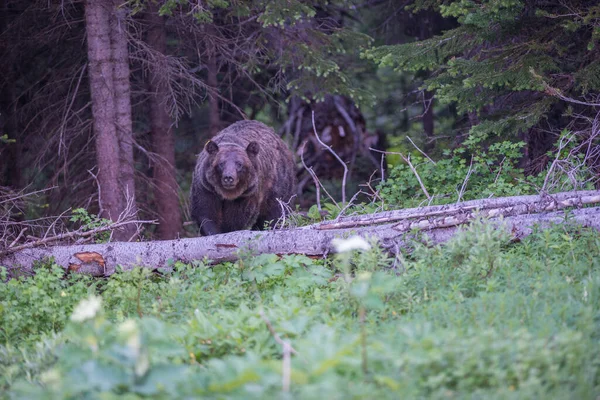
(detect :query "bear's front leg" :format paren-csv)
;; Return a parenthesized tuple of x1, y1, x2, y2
(190, 186, 222, 236)
(221, 197, 260, 233)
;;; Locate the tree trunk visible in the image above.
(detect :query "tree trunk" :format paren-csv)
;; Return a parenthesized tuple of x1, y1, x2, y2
(3, 190, 600, 276)
(85, 0, 136, 241)
(85, 0, 122, 222)
(146, 3, 182, 239)
(0, 76, 20, 189)
(110, 0, 138, 240)
(0, 0, 20, 189)
(207, 55, 221, 137)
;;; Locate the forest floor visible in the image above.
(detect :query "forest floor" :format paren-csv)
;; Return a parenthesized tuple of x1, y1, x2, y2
(1, 220, 599, 398)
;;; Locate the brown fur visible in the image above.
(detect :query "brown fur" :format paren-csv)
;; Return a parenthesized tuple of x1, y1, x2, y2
(190, 120, 296, 235)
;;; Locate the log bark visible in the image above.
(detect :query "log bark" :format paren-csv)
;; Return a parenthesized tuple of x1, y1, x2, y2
(2, 191, 600, 277)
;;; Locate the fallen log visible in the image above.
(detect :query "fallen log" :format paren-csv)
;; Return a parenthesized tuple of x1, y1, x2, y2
(316, 190, 600, 230)
(2, 190, 600, 277)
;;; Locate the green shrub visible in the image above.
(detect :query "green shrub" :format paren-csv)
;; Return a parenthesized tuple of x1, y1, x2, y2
(379, 141, 542, 208)
(0, 262, 94, 345)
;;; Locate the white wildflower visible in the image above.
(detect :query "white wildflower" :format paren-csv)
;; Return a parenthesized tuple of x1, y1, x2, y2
(357, 271, 372, 281)
(332, 236, 371, 253)
(118, 319, 141, 352)
(70, 295, 102, 322)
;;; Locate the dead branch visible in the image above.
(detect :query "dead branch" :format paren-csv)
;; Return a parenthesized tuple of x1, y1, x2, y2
(541, 110, 600, 192)
(372, 148, 431, 201)
(406, 136, 436, 165)
(456, 156, 474, 203)
(1, 217, 156, 256)
(311, 110, 349, 204)
(300, 142, 324, 211)
(259, 310, 299, 356)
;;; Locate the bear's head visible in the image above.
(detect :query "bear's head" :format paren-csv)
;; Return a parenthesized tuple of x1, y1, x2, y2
(204, 140, 259, 200)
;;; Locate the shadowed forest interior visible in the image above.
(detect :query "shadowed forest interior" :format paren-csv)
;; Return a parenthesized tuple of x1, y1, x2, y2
(1, 0, 599, 243)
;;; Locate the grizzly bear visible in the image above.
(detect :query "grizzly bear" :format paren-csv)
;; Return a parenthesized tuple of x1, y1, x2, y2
(190, 120, 296, 236)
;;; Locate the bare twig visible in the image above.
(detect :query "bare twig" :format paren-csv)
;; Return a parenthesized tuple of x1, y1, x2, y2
(359, 306, 368, 375)
(404, 154, 431, 201)
(8, 228, 27, 248)
(282, 340, 291, 392)
(43, 208, 72, 241)
(1, 218, 157, 256)
(540, 111, 600, 192)
(120, 187, 142, 242)
(335, 190, 363, 220)
(274, 195, 296, 230)
(259, 309, 299, 356)
(456, 156, 474, 204)
(541, 82, 600, 107)
(372, 148, 431, 201)
(493, 157, 506, 185)
(380, 153, 386, 183)
(311, 111, 348, 204)
(300, 142, 340, 210)
(407, 136, 436, 165)
(361, 171, 385, 210)
(88, 169, 104, 218)
(0, 186, 58, 206)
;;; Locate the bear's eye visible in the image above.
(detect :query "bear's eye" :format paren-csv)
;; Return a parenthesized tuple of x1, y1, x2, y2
(235, 161, 243, 170)
(217, 162, 226, 172)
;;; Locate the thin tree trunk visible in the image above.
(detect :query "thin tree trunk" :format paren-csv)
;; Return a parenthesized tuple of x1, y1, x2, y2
(207, 56, 221, 137)
(0, 0, 20, 189)
(110, 0, 138, 240)
(0, 76, 20, 189)
(422, 90, 435, 153)
(146, 3, 182, 239)
(84, 0, 123, 225)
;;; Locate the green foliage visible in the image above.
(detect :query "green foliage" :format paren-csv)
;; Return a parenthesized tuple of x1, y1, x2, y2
(0, 134, 16, 145)
(0, 262, 94, 345)
(364, 0, 600, 143)
(70, 208, 113, 242)
(363, 27, 471, 73)
(3, 223, 600, 398)
(379, 141, 543, 208)
(257, 0, 316, 27)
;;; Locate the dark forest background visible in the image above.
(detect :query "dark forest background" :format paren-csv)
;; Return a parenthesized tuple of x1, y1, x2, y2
(1, 0, 599, 243)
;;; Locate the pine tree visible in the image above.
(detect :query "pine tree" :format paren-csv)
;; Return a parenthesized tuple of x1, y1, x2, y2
(364, 0, 600, 173)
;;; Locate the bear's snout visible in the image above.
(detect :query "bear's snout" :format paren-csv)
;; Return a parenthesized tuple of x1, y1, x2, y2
(222, 174, 235, 187)
(221, 163, 238, 188)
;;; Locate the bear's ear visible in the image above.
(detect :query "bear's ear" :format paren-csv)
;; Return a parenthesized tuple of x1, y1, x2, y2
(205, 140, 219, 155)
(246, 141, 259, 157)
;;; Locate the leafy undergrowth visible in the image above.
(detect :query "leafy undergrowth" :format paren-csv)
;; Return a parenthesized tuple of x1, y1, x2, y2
(1, 221, 599, 399)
